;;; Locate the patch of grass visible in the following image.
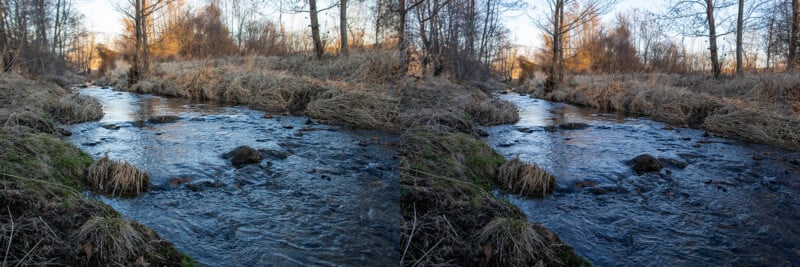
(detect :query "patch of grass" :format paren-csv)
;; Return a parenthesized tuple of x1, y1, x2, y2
(50, 93, 104, 124)
(402, 129, 503, 189)
(473, 217, 554, 266)
(0, 129, 92, 189)
(86, 155, 150, 197)
(497, 156, 555, 198)
(74, 215, 152, 265)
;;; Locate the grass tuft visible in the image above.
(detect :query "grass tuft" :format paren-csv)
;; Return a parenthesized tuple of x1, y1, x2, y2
(86, 155, 149, 197)
(497, 156, 555, 198)
(73, 216, 152, 265)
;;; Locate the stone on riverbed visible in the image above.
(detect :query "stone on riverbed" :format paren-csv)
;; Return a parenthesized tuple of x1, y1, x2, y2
(558, 122, 590, 130)
(147, 115, 180, 124)
(631, 154, 662, 174)
(223, 146, 263, 167)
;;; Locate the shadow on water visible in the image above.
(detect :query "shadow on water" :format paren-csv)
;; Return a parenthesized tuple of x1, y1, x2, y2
(67, 87, 400, 266)
(485, 94, 800, 266)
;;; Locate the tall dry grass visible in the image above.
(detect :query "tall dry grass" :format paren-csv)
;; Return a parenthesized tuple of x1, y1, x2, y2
(474, 217, 555, 266)
(86, 155, 150, 197)
(497, 156, 556, 198)
(528, 73, 800, 150)
(73, 216, 152, 265)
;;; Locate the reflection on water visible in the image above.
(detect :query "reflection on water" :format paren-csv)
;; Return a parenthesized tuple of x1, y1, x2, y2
(67, 88, 400, 266)
(485, 94, 800, 266)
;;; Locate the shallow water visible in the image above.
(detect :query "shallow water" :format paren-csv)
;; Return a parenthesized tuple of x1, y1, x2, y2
(67, 87, 400, 266)
(485, 94, 800, 266)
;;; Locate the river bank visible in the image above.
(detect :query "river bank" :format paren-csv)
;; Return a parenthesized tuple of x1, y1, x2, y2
(0, 76, 191, 266)
(519, 74, 800, 151)
(120, 51, 587, 265)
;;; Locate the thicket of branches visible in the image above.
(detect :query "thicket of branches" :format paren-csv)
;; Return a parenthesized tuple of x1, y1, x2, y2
(0, 0, 94, 76)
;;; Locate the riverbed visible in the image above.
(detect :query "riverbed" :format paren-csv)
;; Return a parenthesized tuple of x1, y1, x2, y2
(485, 93, 800, 266)
(67, 87, 400, 266)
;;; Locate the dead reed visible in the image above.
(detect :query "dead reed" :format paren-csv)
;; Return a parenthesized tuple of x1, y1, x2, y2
(497, 156, 555, 198)
(86, 155, 149, 197)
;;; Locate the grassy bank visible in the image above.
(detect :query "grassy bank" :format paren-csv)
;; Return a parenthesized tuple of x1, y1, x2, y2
(522, 74, 800, 151)
(0, 76, 191, 266)
(124, 51, 587, 265)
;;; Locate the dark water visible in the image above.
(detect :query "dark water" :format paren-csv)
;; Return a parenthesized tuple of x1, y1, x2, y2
(485, 94, 800, 266)
(67, 87, 400, 266)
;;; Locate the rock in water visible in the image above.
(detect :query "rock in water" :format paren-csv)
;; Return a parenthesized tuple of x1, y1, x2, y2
(631, 154, 662, 174)
(224, 146, 263, 167)
(558, 122, 590, 130)
(147, 115, 180, 124)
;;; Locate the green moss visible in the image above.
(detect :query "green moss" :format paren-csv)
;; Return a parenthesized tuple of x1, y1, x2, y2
(0, 129, 92, 189)
(181, 254, 196, 267)
(402, 129, 504, 190)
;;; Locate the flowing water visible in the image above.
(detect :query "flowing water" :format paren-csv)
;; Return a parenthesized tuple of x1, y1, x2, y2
(485, 93, 800, 266)
(67, 87, 400, 266)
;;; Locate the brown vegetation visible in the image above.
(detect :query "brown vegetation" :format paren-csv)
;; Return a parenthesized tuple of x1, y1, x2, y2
(526, 73, 800, 150)
(86, 155, 150, 197)
(497, 157, 556, 198)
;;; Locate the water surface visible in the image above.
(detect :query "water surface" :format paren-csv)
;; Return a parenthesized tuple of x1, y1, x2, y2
(68, 87, 400, 266)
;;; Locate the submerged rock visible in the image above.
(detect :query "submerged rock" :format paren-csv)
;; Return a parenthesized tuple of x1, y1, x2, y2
(101, 124, 120, 130)
(631, 154, 662, 174)
(558, 122, 590, 130)
(223, 146, 263, 167)
(542, 125, 558, 132)
(147, 115, 180, 124)
(260, 148, 290, 159)
(516, 127, 535, 133)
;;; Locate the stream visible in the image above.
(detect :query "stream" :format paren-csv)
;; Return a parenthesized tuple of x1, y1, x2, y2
(66, 87, 400, 266)
(485, 93, 800, 266)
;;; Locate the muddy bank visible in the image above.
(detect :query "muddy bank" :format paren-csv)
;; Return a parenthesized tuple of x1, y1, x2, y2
(0, 77, 188, 266)
(67, 87, 400, 265)
(486, 94, 800, 265)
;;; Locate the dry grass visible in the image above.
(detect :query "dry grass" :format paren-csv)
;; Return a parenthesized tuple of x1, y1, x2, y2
(73, 216, 152, 265)
(473, 217, 555, 266)
(467, 98, 520, 126)
(86, 155, 150, 197)
(704, 106, 800, 150)
(497, 157, 555, 198)
(306, 89, 400, 130)
(50, 93, 104, 124)
(529, 73, 800, 150)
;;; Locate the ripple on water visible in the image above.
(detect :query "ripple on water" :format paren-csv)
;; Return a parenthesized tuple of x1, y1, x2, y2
(68, 87, 400, 266)
(485, 93, 800, 266)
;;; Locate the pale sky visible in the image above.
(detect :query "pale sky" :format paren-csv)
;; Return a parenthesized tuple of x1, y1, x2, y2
(78, 0, 662, 47)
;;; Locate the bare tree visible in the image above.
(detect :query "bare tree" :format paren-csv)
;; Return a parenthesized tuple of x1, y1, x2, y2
(736, 0, 744, 74)
(789, 0, 799, 70)
(664, 0, 735, 78)
(340, 0, 348, 55)
(537, 0, 617, 92)
(115, 0, 174, 85)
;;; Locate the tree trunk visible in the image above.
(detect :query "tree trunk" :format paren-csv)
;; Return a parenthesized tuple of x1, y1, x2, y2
(789, 0, 800, 70)
(340, 0, 348, 55)
(735, 0, 743, 74)
(0, 1, 7, 72)
(398, 0, 408, 73)
(309, 0, 323, 59)
(706, 0, 721, 78)
(545, 0, 564, 92)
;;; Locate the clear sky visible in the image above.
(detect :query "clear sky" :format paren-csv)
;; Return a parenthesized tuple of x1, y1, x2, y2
(78, 0, 662, 47)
